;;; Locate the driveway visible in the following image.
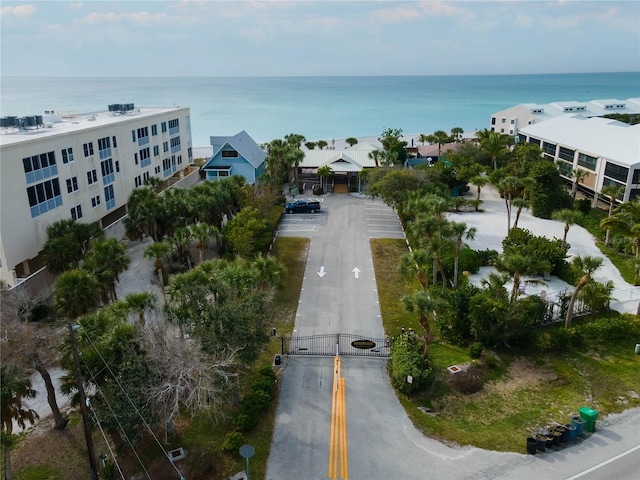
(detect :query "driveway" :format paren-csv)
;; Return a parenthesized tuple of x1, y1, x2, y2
(266, 192, 640, 480)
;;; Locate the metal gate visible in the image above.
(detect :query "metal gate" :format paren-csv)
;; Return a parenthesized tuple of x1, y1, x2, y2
(282, 333, 390, 357)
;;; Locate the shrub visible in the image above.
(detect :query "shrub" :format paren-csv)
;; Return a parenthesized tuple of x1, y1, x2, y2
(252, 377, 275, 399)
(242, 389, 271, 413)
(575, 313, 640, 341)
(448, 366, 485, 395)
(575, 198, 591, 215)
(469, 342, 483, 359)
(435, 285, 478, 346)
(221, 431, 246, 453)
(483, 353, 498, 369)
(388, 335, 433, 394)
(475, 248, 499, 266)
(257, 366, 277, 381)
(313, 187, 324, 195)
(234, 411, 259, 433)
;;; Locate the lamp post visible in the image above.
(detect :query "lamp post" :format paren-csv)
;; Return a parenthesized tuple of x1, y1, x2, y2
(69, 324, 99, 480)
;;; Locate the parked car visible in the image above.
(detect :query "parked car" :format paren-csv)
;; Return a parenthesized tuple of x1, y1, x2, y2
(285, 199, 321, 214)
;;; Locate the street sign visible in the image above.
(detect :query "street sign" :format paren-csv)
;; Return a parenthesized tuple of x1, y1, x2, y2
(239, 444, 255, 458)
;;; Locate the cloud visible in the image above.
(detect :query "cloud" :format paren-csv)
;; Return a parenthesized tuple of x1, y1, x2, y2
(76, 10, 186, 27)
(369, 0, 462, 24)
(0, 4, 36, 18)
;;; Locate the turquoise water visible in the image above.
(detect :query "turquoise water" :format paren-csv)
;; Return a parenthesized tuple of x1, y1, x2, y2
(1, 72, 638, 146)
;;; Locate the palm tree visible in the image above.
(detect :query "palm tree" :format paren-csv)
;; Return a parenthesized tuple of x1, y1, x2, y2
(189, 222, 217, 264)
(450, 222, 476, 289)
(511, 197, 529, 229)
(417, 133, 429, 146)
(565, 255, 603, 329)
(172, 227, 193, 269)
(552, 208, 583, 251)
(368, 150, 383, 168)
(43, 219, 102, 274)
(600, 184, 625, 246)
(317, 165, 332, 192)
(285, 133, 306, 185)
(498, 176, 522, 234)
(1, 365, 39, 480)
(144, 239, 173, 296)
(579, 279, 614, 320)
(478, 129, 509, 170)
(600, 199, 640, 261)
(398, 248, 433, 292)
(125, 186, 162, 241)
(469, 175, 489, 212)
(345, 137, 358, 147)
(496, 252, 550, 302)
(252, 254, 286, 291)
(124, 291, 158, 326)
(53, 269, 101, 319)
(569, 168, 591, 202)
(402, 290, 443, 358)
(426, 130, 451, 159)
(83, 237, 130, 302)
(451, 127, 464, 142)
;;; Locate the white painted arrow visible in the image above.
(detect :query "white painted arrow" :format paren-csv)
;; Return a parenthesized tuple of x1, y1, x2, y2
(352, 267, 361, 279)
(317, 266, 326, 277)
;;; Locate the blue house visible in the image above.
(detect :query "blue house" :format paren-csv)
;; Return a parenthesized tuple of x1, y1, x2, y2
(201, 131, 266, 184)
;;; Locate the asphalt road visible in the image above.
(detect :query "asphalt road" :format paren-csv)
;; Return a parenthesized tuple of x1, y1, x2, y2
(266, 193, 640, 480)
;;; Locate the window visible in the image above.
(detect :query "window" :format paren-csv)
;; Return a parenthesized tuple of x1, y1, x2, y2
(27, 178, 62, 218)
(91, 195, 101, 208)
(556, 160, 572, 177)
(558, 146, 575, 163)
(155, 166, 161, 174)
(132, 130, 136, 142)
(491, 118, 496, 125)
(134, 175, 142, 188)
(104, 184, 115, 210)
(527, 137, 541, 146)
(70, 205, 83, 220)
(169, 118, 179, 135)
(140, 147, 151, 168)
(163, 141, 168, 153)
(62, 147, 74, 164)
(578, 153, 597, 171)
(23, 151, 57, 184)
(602, 178, 625, 193)
(98, 136, 112, 160)
(161, 122, 167, 133)
(83, 142, 94, 157)
(170, 136, 181, 153)
(115, 160, 120, 173)
(604, 162, 629, 183)
(66, 176, 79, 194)
(177, 155, 182, 165)
(134, 153, 138, 165)
(151, 124, 157, 136)
(633, 169, 640, 184)
(143, 171, 150, 182)
(112, 135, 118, 148)
(137, 126, 149, 146)
(153, 145, 160, 157)
(542, 141, 556, 156)
(501, 117, 506, 124)
(101, 158, 115, 185)
(221, 150, 238, 158)
(87, 169, 98, 185)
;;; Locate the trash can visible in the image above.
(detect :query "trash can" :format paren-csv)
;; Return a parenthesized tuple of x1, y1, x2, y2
(526, 437, 538, 455)
(579, 406, 598, 432)
(571, 415, 585, 436)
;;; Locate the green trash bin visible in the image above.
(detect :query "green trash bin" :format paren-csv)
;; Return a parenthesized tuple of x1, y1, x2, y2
(579, 406, 598, 432)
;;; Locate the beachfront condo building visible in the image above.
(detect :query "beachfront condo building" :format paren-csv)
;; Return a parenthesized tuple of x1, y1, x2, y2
(517, 115, 640, 204)
(490, 98, 640, 136)
(0, 105, 193, 288)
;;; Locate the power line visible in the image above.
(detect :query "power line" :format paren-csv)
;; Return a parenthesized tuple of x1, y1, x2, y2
(79, 349, 152, 480)
(81, 328, 185, 480)
(88, 398, 126, 480)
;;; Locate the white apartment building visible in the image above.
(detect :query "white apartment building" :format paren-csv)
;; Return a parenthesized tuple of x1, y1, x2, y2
(517, 115, 640, 203)
(0, 105, 193, 287)
(490, 98, 640, 136)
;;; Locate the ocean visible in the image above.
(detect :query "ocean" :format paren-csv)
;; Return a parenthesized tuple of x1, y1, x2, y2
(1, 72, 639, 148)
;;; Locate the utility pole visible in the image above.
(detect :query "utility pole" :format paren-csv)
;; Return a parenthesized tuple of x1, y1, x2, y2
(69, 324, 99, 480)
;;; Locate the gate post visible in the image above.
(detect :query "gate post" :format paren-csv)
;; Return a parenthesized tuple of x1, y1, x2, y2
(335, 333, 340, 356)
(281, 336, 285, 355)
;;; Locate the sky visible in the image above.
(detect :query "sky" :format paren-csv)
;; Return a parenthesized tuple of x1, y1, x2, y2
(1, 0, 639, 77)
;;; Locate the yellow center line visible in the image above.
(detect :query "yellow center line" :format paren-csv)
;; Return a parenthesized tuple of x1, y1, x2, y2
(329, 355, 348, 480)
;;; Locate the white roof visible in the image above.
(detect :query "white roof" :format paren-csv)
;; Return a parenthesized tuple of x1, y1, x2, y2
(301, 142, 381, 170)
(519, 115, 640, 167)
(0, 106, 188, 147)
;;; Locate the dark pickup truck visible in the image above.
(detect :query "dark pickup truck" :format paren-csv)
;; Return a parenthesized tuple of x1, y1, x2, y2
(285, 199, 321, 214)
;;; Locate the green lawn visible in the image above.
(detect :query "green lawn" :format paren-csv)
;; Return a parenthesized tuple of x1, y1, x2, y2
(371, 238, 640, 453)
